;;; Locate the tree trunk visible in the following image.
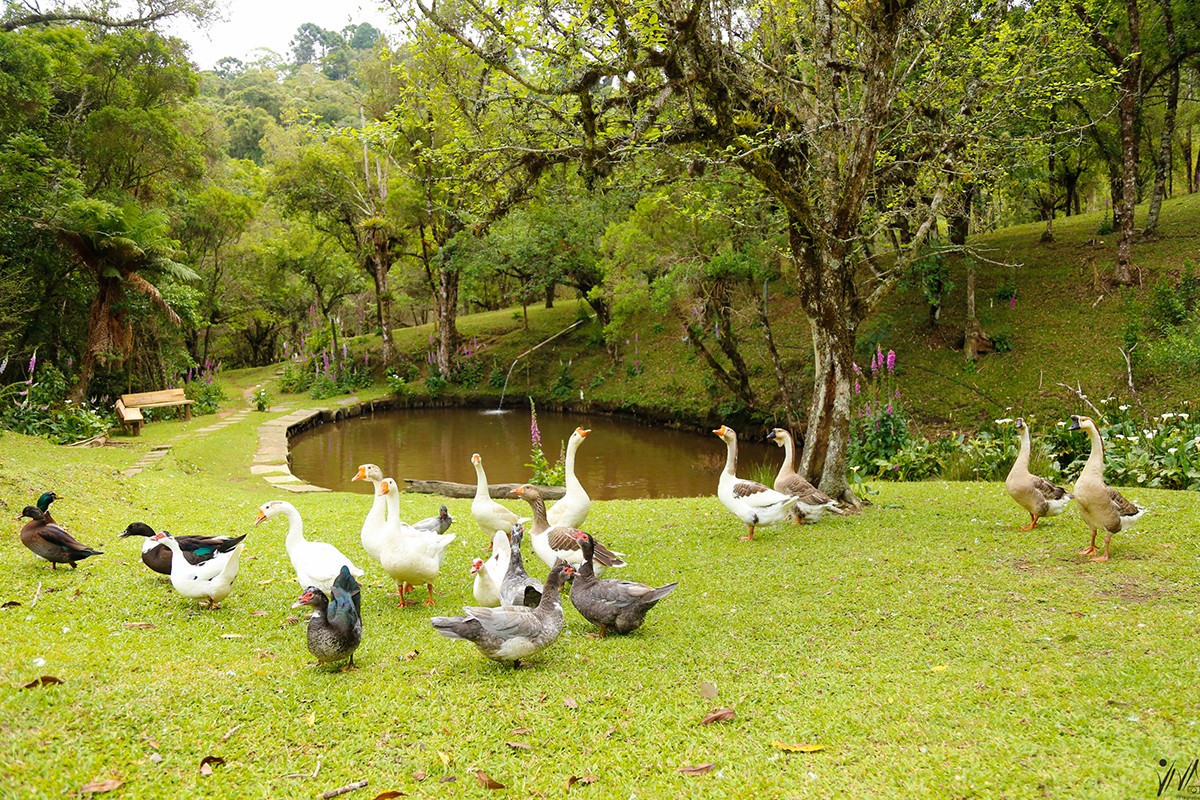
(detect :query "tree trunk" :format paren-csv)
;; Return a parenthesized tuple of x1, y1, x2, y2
(368, 246, 394, 364)
(1115, 70, 1139, 285)
(435, 265, 459, 375)
(796, 322, 858, 505)
(544, 283, 555, 308)
(70, 278, 121, 403)
(1144, 2, 1178, 236)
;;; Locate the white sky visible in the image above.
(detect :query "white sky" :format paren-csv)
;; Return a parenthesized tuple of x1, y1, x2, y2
(164, 1, 400, 70)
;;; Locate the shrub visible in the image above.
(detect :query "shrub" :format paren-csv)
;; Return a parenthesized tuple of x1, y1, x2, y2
(279, 361, 314, 394)
(252, 387, 271, 412)
(525, 398, 565, 485)
(848, 345, 910, 475)
(424, 371, 447, 397)
(0, 357, 113, 444)
(386, 370, 408, 396)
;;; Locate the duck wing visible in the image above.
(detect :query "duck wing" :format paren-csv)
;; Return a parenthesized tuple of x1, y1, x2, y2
(1108, 487, 1141, 516)
(36, 523, 101, 555)
(734, 480, 793, 509)
(1032, 477, 1069, 501)
(547, 527, 625, 567)
(177, 533, 247, 557)
(463, 605, 545, 639)
(332, 565, 363, 617)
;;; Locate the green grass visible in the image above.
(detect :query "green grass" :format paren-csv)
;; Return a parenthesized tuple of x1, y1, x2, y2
(2, 393, 1198, 798)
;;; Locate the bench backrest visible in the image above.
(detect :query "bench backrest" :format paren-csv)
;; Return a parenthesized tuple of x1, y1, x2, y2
(121, 388, 188, 407)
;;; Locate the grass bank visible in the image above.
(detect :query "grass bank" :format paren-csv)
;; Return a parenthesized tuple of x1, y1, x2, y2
(1, 389, 1197, 798)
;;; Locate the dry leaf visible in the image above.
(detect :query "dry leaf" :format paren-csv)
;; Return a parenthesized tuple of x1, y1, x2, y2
(147, 739, 159, 749)
(2, 600, 21, 608)
(678, 763, 714, 776)
(563, 696, 579, 709)
(403, 650, 419, 661)
(411, 770, 427, 782)
(697, 681, 718, 700)
(250, 610, 269, 617)
(148, 753, 163, 764)
(772, 741, 826, 753)
(438, 776, 456, 783)
(510, 727, 531, 735)
(437, 751, 452, 767)
(505, 741, 531, 750)
(701, 708, 736, 725)
(372, 792, 406, 799)
(257, 578, 273, 585)
(930, 665, 948, 672)
(220, 634, 245, 640)
(284, 615, 300, 625)
(305, 712, 316, 727)
(80, 777, 123, 794)
(123, 622, 155, 630)
(199, 755, 225, 776)
(475, 770, 505, 789)
(567, 775, 598, 789)
(22, 675, 63, 688)
(221, 724, 243, 743)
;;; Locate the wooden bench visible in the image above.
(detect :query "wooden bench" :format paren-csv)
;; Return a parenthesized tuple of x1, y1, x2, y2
(116, 389, 193, 436)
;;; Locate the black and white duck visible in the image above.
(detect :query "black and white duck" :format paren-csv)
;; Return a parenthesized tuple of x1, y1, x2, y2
(568, 532, 678, 637)
(431, 560, 575, 668)
(18, 506, 102, 569)
(120, 521, 247, 576)
(293, 565, 363, 668)
(153, 531, 243, 609)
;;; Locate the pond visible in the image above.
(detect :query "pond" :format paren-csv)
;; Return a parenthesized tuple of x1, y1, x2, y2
(287, 407, 779, 499)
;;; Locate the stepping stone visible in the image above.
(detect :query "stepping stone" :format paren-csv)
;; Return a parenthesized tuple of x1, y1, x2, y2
(251, 464, 291, 475)
(122, 468, 142, 477)
(277, 483, 330, 493)
(263, 474, 301, 484)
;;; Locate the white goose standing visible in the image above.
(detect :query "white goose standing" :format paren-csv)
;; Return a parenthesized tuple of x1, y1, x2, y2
(470, 453, 523, 535)
(256, 500, 365, 593)
(378, 478, 456, 606)
(352, 463, 389, 562)
(546, 427, 592, 529)
(714, 425, 799, 541)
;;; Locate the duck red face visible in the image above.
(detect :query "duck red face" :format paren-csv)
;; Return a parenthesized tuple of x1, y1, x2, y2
(470, 558, 484, 575)
(562, 564, 576, 578)
(152, 532, 167, 541)
(292, 589, 318, 608)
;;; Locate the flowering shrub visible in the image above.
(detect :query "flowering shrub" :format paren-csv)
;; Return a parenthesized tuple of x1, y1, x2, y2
(848, 345, 911, 477)
(525, 398, 565, 485)
(176, 360, 225, 416)
(0, 353, 112, 443)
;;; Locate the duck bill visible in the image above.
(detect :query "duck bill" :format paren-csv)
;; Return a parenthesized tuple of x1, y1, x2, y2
(254, 510, 268, 526)
(576, 427, 591, 438)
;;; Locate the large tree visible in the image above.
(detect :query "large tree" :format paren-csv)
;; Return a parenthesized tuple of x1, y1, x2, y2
(412, 0, 1086, 503)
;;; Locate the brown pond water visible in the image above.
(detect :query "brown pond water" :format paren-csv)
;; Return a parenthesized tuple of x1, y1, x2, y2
(287, 407, 779, 499)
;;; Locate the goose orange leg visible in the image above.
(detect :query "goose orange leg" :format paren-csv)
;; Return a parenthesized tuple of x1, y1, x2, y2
(740, 525, 756, 542)
(1090, 533, 1113, 563)
(1020, 513, 1039, 531)
(1078, 529, 1098, 557)
(424, 584, 436, 606)
(397, 581, 412, 608)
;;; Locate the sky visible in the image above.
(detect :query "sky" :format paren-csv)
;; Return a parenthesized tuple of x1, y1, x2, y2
(164, 1, 399, 71)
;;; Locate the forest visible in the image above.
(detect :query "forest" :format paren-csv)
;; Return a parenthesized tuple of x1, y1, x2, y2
(2, 0, 1200, 501)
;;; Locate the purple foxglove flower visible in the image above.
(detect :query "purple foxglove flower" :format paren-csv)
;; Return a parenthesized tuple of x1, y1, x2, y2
(1009, 291, 1017, 308)
(886, 350, 896, 373)
(854, 379, 861, 394)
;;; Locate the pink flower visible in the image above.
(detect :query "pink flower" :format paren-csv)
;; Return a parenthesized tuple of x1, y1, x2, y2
(1009, 290, 1017, 308)
(852, 362, 861, 376)
(854, 379, 860, 394)
(886, 350, 896, 373)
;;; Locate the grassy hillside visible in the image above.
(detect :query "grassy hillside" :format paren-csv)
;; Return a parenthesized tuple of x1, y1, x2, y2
(2, 404, 1197, 798)
(346, 192, 1200, 439)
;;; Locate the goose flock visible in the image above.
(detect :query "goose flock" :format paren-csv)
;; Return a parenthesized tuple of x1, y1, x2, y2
(13, 415, 1146, 669)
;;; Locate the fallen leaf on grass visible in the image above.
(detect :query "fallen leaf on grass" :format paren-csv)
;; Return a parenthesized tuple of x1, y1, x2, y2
(772, 741, 826, 753)
(701, 708, 735, 725)
(148, 753, 163, 764)
(123, 622, 155, 630)
(80, 777, 123, 794)
(411, 770, 427, 781)
(221, 724, 243, 742)
(22, 675, 63, 688)
(930, 665, 948, 672)
(506, 741, 531, 750)
(437, 751, 452, 766)
(284, 615, 300, 626)
(567, 775, 598, 788)
(678, 764, 714, 776)
(257, 578, 273, 585)
(476, 770, 505, 789)
(510, 727, 531, 735)
(372, 792, 406, 799)
(147, 739, 159, 749)
(305, 712, 316, 727)
(403, 650, 419, 661)
(250, 610, 269, 617)
(2, 601, 20, 608)
(199, 755, 225, 776)
(221, 634, 245, 640)
(697, 681, 718, 700)
(563, 696, 579, 709)
(438, 776, 456, 784)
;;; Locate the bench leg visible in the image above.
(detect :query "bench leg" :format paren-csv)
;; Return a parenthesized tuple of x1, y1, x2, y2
(131, 420, 142, 437)
(183, 405, 191, 421)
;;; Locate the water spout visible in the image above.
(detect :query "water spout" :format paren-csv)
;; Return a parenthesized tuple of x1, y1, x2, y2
(497, 312, 596, 409)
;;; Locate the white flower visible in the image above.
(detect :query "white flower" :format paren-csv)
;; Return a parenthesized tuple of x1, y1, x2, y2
(1161, 413, 1175, 420)
(995, 418, 1014, 425)
(1143, 429, 1155, 438)
(1057, 421, 1067, 427)
(1128, 436, 1140, 444)
(1115, 434, 1125, 440)
(1168, 448, 1178, 454)
(1119, 405, 1130, 411)
(1100, 398, 1111, 404)
(1179, 413, 1190, 420)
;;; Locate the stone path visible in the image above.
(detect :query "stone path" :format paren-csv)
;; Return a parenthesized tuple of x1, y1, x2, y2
(121, 444, 173, 477)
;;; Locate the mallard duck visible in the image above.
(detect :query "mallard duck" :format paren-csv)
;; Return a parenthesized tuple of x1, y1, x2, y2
(472, 529, 511, 607)
(569, 531, 678, 637)
(255, 500, 365, 593)
(293, 565, 363, 668)
(35, 491, 62, 524)
(1068, 415, 1146, 562)
(714, 425, 799, 540)
(765, 428, 843, 522)
(500, 522, 543, 608)
(431, 560, 575, 668)
(470, 453, 523, 535)
(379, 478, 456, 607)
(1004, 418, 1071, 530)
(546, 427, 592, 529)
(17, 506, 102, 569)
(513, 484, 625, 575)
(120, 521, 247, 576)
(153, 532, 243, 609)
(352, 463, 389, 562)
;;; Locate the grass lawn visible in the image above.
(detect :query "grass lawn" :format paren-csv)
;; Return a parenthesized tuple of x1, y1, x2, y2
(1, 390, 1198, 799)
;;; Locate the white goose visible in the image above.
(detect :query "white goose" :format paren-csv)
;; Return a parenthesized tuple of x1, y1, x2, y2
(1069, 415, 1146, 562)
(714, 425, 800, 540)
(546, 427, 592, 529)
(154, 532, 244, 609)
(472, 529, 510, 607)
(255, 500, 365, 593)
(352, 463, 389, 562)
(470, 453, 523, 535)
(513, 483, 625, 575)
(378, 478, 456, 606)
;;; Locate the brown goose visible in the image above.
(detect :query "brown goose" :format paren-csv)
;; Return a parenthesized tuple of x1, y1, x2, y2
(765, 428, 843, 522)
(568, 532, 677, 637)
(512, 484, 625, 575)
(430, 560, 575, 668)
(1068, 415, 1146, 562)
(1004, 418, 1071, 530)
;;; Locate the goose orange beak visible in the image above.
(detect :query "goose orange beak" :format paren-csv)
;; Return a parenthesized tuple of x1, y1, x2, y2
(380, 481, 390, 495)
(512, 486, 524, 497)
(713, 425, 727, 437)
(352, 466, 366, 481)
(254, 509, 267, 526)
(576, 427, 591, 437)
